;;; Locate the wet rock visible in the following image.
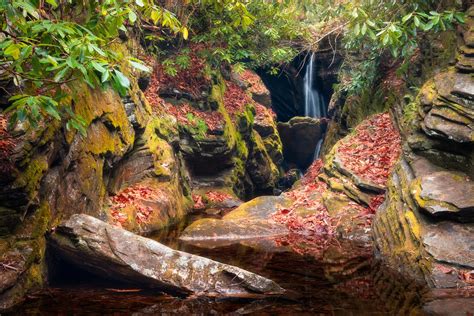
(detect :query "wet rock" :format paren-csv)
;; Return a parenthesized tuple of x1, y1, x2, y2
(277, 117, 326, 169)
(411, 171, 474, 222)
(49, 214, 284, 296)
(181, 196, 291, 241)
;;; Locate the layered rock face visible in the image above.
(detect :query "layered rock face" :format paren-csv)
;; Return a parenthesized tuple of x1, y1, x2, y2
(373, 7, 474, 290)
(0, 43, 284, 309)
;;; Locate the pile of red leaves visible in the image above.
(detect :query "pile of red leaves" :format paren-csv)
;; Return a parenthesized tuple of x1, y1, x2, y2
(164, 102, 223, 132)
(143, 51, 224, 133)
(271, 159, 331, 240)
(0, 115, 15, 174)
(239, 70, 268, 95)
(337, 113, 401, 186)
(192, 194, 206, 210)
(109, 185, 162, 227)
(143, 60, 166, 109)
(205, 190, 234, 204)
(192, 191, 235, 210)
(254, 103, 276, 122)
(224, 81, 256, 119)
(300, 159, 324, 186)
(154, 46, 211, 99)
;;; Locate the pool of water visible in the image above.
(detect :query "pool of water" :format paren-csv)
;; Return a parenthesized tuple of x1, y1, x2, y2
(5, 213, 472, 315)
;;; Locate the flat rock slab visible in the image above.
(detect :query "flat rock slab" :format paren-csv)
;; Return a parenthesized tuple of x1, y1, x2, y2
(49, 214, 284, 296)
(411, 171, 474, 222)
(181, 196, 291, 242)
(422, 221, 474, 269)
(423, 108, 473, 143)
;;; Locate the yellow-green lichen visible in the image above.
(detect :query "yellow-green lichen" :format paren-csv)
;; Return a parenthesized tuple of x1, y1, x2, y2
(14, 156, 48, 198)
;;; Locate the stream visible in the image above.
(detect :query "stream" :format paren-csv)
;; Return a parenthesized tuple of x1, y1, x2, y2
(5, 211, 451, 315)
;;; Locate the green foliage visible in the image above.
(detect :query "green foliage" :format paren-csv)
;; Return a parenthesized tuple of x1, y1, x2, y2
(187, 0, 306, 68)
(161, 50, 191, 76)
(0, 0, 186, 133)
(1, 0, 465, 133)
(185, 113, 208, 138)
(337, 0, 464, 96)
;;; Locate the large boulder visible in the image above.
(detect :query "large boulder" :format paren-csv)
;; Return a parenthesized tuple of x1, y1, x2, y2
(49, 214, 284, 296)
(277, 117, 327, 169)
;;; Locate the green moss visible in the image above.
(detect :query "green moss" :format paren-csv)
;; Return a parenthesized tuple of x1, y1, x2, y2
(143, 118, 178, 179)
(14, 156, 48, 198)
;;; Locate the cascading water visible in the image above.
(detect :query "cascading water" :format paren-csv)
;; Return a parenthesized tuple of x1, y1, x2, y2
(303, 52, 326, 160)
(303, 52, 327, 119)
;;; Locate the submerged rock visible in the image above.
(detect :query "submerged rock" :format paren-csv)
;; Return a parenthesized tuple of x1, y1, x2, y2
(49, 214, 284, 296)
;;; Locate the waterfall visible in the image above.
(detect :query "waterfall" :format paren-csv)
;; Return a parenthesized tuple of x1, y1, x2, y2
(303, 52, 327, 118)
(303, 52, 326, 160)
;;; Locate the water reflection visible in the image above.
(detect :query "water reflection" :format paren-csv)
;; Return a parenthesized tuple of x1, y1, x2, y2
(7, 213, 474, 315)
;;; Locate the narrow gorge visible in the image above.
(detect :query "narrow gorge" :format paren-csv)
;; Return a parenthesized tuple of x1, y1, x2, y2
(0, 1, 473, 314)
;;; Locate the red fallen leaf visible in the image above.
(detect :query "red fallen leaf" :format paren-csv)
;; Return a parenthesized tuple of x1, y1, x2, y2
(205, 191, 234, 204)
(192, 194, 206, 210)
(460, 270, 474, 284)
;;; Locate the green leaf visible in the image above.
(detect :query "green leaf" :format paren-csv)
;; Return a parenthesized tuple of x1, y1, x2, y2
(414, 16, 421, 27)
(42, 100, 61, 120)
(424, 20, 435, 31)
(4, 43, 21, 60)
(45, 0, 58, 8)
(114, 69, 130, 88)
(361, 23, 367, 36)
(129, 60, 150, 72)
(402, 13, 413, 23)
(54, 66, 69, 82)
(353, 23, 360, 36)
(91, 60, 107, 73)
(101, 70, 110, 83)
(128, 10, 137, 23)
